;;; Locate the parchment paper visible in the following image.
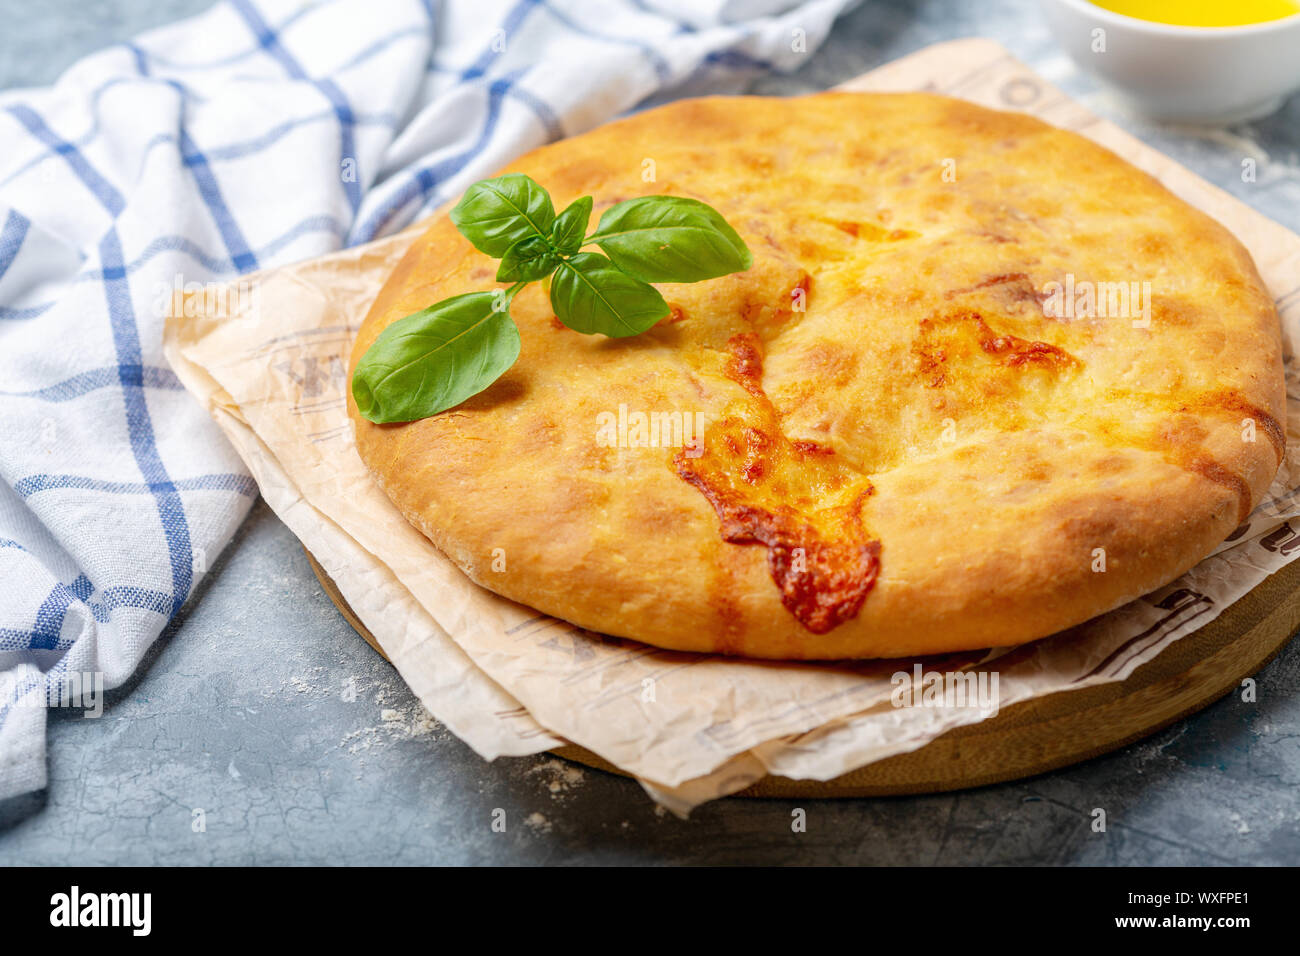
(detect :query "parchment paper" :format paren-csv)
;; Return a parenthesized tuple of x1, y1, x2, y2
(164, 39, 1300, 812)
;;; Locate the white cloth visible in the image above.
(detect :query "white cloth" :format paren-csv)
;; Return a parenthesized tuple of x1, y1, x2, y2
(0, 0, 856, 798)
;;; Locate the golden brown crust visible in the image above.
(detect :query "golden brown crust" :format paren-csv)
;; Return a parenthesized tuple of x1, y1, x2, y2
(348, 92, 1285, 660)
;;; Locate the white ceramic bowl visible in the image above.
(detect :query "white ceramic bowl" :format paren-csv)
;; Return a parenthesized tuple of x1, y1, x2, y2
(1039, 0, 1300, 123)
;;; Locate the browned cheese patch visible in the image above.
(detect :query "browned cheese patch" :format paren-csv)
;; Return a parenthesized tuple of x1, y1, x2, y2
(676, 334, 880, 633)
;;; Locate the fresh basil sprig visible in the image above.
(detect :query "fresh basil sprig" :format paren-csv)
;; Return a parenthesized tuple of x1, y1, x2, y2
(352, 173, 752, 424)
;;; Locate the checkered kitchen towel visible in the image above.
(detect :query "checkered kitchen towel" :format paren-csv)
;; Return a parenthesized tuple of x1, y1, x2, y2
(0, 0, 857, 798)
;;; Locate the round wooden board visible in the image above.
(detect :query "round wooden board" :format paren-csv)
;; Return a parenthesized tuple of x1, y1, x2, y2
(304, 548, 1300, 797)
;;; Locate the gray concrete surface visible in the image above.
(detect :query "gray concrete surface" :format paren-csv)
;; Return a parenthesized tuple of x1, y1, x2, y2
(1, 0, 1298, 865)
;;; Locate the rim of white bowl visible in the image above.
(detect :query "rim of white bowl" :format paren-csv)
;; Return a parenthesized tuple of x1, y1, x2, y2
(1046, 0, 1300, 37)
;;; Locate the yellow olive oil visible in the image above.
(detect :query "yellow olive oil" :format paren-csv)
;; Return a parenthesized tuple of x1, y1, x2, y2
(1091, 0, 1300, 26)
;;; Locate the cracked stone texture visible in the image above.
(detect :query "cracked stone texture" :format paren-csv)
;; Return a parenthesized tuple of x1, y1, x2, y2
(1, 0, 1298, 865)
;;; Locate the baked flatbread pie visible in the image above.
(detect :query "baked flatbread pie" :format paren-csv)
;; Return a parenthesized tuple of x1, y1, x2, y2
(348, 92, 1285, 660)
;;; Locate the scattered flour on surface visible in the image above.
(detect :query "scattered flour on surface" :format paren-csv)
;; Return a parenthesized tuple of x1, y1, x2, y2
(271, 665, 331, 699)
(339, 700, 445, 760)
(525, 812, 552, 833)
(289, 675, 315, 695)
(379, 700, 441, 738)
(526, 758, 586, 799)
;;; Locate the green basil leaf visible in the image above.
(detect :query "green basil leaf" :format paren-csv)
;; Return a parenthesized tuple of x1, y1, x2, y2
(496, 234, 560, 282)
(449, 174, 555, 258)
(586, 196, 752, 283)
(550, 195, 593, 256)
(550, 252, 669, 338)
(351, 292, 521, 423)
